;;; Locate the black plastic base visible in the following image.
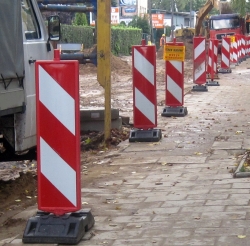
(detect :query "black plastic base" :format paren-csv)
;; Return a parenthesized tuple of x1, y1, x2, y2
(206, 80, 220, 86)
(129, 129, 162, 142)
(22, 209, 95, 244)
(218, 68, 232, 73)
(161, 106, 188, 117)
(192, 85, 208, 92)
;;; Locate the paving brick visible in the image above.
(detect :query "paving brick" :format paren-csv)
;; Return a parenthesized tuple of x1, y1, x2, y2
(158, 156, 207, 164)
(201, 211, 246, 220)
(181, 205, 225, 213)
(153, 212, 202, 222)
(195, 227, 245, 237)
(136, 207, 180, 216)
(173, 219, 221, 228)
(216, 236, 248, 246)
(187, 193, 228, 200)
(210, 188, 250, 194)
(212, 141, 243, 149)
(161, 200, 206, 208)
(163, 237, 216, 246)
(205, 198, 249, 206)
(112, 238, 164, 246)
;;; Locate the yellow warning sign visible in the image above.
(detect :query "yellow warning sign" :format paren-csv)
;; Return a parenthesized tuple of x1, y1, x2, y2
(230, 36, 235, 43)
(163, 44, 185, 61)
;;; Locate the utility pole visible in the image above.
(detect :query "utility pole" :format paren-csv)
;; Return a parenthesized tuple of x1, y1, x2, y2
(171, 0, 174, 38)
(149, 0, 154, 44)
(189, 0, 192, 27)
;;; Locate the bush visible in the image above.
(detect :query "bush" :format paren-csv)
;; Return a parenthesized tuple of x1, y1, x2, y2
(60, 24, 142, 55)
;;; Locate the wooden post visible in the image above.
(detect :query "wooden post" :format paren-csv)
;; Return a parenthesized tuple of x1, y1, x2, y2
(97, 0, 111, 141)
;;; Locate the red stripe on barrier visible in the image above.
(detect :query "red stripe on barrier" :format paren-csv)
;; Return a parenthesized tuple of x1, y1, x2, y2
(38, 174, 75, 210)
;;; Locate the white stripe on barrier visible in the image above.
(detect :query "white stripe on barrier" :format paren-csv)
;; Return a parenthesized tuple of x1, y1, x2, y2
(166, 75, 182, 103)
(222, 54, 229, 67)
(134, 49, 154, 86)
(223, 40, 230, 52)
(40, 137, 77, 206)
(39, 66, 75, 135)
(194, 39, 205, 60)
(170, 60, 182, 74)
(194, 61, 206, 81)
(135, 88, 155, 124)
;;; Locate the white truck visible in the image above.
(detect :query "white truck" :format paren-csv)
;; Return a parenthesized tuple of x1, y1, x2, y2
(0, 0, 60, 157)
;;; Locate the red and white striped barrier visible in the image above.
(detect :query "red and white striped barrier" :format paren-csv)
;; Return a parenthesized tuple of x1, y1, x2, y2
(162, 40, 187, 116)
(246, 36, 250, 58)
(230, 36, 238, 65)
(207, 39, 220, 86)
(241, 35, 246, 60)
(36, 50, 81, 215)
(218, 37, 231, 73)
(165, 60, 183, 106)
(192, 36, 207, 91)
(236, 34, 242, 63)
(130, 42, 161, 142)
(23, 50, 94, 244)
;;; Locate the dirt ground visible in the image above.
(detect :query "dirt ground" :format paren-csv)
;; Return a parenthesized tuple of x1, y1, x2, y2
(0, 42, 194, 240)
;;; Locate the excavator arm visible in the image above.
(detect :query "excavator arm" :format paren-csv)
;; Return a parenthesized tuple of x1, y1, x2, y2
(195, 0, 218, 36)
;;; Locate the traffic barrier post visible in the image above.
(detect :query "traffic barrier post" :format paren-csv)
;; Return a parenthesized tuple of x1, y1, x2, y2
(161, 39, 188, 117)
(192, 36, 208, 92)
(129, 41, 162, 142)
(236, 34, 242, 63)
(241, 35, 246, 61)
(218, 37, 232, 73)
(230, 35, 238, 66)
(23, 50, 94, 244)
(206, 39, 220, 86)
(246, 36, 250, 58)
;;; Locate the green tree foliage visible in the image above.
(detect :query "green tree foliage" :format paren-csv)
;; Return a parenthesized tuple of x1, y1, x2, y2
(111, 0, 118, 7)
(72, 12, 88, 26)
(151, 0, 215, 12)
(128, 16, 150, 34)
(231, 0, 250, 16)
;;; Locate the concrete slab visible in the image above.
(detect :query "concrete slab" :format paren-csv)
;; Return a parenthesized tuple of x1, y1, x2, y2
(158, 156, 207, 164)
(212, 141, 243, 149)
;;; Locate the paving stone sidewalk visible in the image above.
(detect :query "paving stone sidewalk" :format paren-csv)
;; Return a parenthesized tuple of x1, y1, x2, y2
(2, 64, 250, 246)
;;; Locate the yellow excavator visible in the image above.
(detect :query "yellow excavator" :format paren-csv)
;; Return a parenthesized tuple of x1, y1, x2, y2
(174, 27, 195, 39)
(195, 0, 218, 36)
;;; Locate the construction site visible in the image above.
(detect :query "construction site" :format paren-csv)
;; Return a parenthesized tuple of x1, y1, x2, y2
(2, 0, 250, 245)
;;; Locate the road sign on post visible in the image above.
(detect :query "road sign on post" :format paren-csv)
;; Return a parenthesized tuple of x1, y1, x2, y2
(97, 0, 111, 141)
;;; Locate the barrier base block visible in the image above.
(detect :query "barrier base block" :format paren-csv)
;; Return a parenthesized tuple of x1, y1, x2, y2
(161, 106, 188, 117)
(207, 74, 219, 79)
(192, 85, 208, 92)
(206, 80, 220, 86)
(218, 68, 232, 73)
(22, 209, 95, 244)
(129, 129, 162, 142)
